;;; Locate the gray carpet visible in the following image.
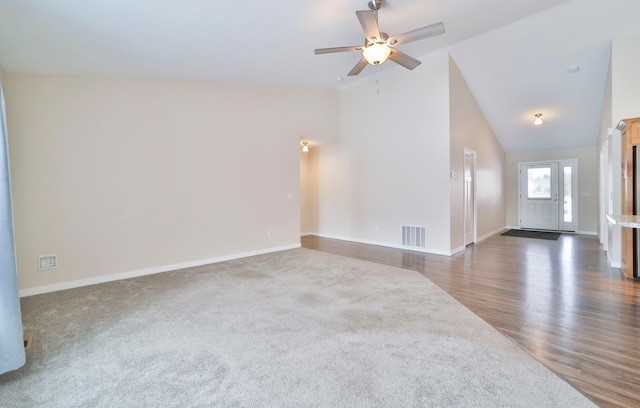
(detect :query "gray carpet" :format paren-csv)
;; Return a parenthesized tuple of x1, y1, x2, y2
(0, 248, 595, 407)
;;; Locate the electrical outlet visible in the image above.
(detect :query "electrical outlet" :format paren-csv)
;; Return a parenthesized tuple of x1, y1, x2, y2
(39, 255, 57, 270)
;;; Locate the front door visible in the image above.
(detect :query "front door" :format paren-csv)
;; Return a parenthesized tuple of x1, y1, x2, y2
(519, 162, 559, 230)
(519, 160, 577, 231)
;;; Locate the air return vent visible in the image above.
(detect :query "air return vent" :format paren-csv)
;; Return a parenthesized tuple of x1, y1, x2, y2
(402, 225, 426, 248)
(24, 332, 34, 349)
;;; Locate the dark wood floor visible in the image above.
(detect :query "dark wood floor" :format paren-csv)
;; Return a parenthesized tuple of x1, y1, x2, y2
(301, 233, 640, 408)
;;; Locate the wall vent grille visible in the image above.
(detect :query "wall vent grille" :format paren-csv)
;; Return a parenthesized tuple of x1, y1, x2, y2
(402, 225, 426, 248)
(24, 332, 34, 349)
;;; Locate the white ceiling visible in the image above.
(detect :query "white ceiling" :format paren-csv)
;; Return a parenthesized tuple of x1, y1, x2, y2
(1, 0, 639, 153)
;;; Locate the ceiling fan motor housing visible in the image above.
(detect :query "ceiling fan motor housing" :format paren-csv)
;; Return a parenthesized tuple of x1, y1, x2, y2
(368, 0, 382, 11)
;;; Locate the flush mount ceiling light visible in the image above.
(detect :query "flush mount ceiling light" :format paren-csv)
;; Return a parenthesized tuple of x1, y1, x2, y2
(301, 141, 309, 152)
(534, 113, 544, 125)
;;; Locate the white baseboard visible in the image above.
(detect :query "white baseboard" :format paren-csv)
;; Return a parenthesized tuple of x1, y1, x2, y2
(19, 243, 301, 298)
(300, 232, 315, 237)
(609, 261, 621, 268)
(450, 246, 466, 255)
(450, 226, 506, 255)
(477, 226, 508, 243)
(311, 233, 452, 256)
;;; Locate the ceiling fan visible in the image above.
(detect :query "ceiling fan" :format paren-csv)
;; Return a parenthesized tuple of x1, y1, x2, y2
(314, 0, 445, 76)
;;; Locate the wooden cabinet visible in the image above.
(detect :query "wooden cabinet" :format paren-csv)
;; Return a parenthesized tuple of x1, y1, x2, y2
(618, 117, 640, 279)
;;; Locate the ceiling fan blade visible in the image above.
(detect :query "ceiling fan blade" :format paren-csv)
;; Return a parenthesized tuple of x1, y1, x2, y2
(388, 49, 421, 70)
(348, 57, 368, 76)
(356, 10, 380, 41)
(388, 21, 445, 46)
(314, 46, 363, 55)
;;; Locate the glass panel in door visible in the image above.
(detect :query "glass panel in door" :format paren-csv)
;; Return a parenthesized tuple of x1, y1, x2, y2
(520, 163, 559, 230)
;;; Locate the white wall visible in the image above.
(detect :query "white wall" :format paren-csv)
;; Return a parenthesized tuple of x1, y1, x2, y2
(4, 74, 339, 293)
(612, 32, 640, 126)
(598, 53, 613, 151)
(506, 147, 598, 234)
(606, 131, 622, 266)
(448, 56, 506, 251)
(597, 53, 612, 241)
(312, 51, 452, 254)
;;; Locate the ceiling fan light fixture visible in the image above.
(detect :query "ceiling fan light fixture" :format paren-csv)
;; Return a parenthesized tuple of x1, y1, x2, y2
(534, 113, 543, 125)
(363, 42, 391, 65)
(314, 3, 445, 76)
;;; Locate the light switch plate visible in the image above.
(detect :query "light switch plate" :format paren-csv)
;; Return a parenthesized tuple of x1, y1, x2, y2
(39, 255, 57, 270)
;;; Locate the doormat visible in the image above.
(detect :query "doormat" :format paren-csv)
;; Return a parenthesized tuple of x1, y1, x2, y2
(501, 229, 561, 241)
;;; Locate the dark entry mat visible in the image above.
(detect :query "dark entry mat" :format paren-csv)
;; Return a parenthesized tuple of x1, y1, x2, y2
(501, 229, 561, 240)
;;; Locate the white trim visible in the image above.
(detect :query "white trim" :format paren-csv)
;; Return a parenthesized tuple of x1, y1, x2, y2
(19, 244, 301, 298)
(450, 246, 466, 255)
(477, 226, 508, 243)
(506, 225, 520, 230)
(560, 159, 578, 232)
(300, 232, 315, 236)
(311, 233, 453, 256)
(610, 261, 622, 268)
(463, 148, 478, 246)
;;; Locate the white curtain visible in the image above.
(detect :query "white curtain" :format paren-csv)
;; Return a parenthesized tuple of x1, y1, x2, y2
(0, 84, 25, 374)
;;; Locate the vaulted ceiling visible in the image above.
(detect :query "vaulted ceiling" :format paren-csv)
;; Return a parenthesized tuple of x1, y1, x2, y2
(1, 0, 639, 153)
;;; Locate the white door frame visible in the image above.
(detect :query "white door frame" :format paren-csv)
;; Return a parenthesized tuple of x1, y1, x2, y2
(599, 143, 608, 250)
(518, 159, 578, 232)
(464, 148, 477, 245)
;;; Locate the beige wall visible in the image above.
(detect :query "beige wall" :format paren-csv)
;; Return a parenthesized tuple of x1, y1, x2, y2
(4, 74, 339, 293)
(449, 56, 506, 251)
(312, 51, 452, 254)
(506, 147, 598, 234)
(300, 148, 318, 234)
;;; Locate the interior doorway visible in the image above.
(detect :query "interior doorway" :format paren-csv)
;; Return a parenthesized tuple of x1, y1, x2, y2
(518, 160, 577, 231)
(464, 149, 476, 245)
